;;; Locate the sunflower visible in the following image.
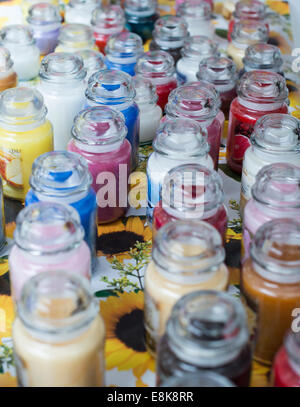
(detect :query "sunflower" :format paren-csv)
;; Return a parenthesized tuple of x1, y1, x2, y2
(0, 295, 15, 344)
(251, 361, 271, 387)
(0, 372, 17, 387)
(97, 217, 152, 262)
(287, 80, 300, 119)
(268, 31, 291, 55)
(266, 0, 290, 16)
(100, 291, 155, 385)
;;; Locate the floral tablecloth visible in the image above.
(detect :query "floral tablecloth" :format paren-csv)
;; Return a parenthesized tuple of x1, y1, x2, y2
(0, 0, 299, 388)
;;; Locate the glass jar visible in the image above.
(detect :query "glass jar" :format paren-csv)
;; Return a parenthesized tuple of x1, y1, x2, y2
(226, 71, 289, 174)
(241, 114, 300, 212)
(75, 49, 106, 82)
(227, 20, 269, 70)
(26, 151, 97, 263)
(85, 69, 139, 169)
(153, 164, 227, 243)
(0, 87, 53, 201)
(27, 3, 62, 55)
(55, 23, 96, 52)
(0, 47, 17, 92)
(135, 50, 177, 111)
(175, 0, 213, 12)
(156, 290, 251, 386)
(133, 75, 162, 144)
(149, 15, 189, 64)
(273, 331, 300, 387)
(241, 43, 284, 77)
(161, 372, 235, 387)
(65, 0, 100, 26)
(21, 0, 59, 21)
(147, 118, 213, 223)
(9, 202, 91, 302)
(13, 270, 104, 387)
(144, 221, 229, 354)
(0, 25, 40, 81)
(105, 32, 144, 76)
(228, 0, 268, 42)
(68, 107, 131, 224)
(91, 5, 125, 54)
(242, 163, 300, 261)
(38, 52, 87, 150)
(176, 36, 218, 85)
(165, 82, 222, 169)
(177, 0, 213, 38)
(124, 0, 159, 43)
(242, 218, 300, 365)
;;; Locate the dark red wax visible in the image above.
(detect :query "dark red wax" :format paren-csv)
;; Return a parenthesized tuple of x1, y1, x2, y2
(273, 347, 300, 387)
(156, 79, 177, 111)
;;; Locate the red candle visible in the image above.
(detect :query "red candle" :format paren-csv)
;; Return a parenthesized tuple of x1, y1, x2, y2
(273, 331, 300, 387)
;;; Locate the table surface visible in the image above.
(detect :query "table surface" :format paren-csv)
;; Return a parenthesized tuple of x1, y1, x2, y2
(0, 0, 299, 388)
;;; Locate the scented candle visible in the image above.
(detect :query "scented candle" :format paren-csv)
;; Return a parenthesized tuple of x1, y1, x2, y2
(0, 47, 17, 92)
(241, 114, 300, 212)
(226, 71, 289, 174)
(177, 0, 214, 38)
(0, 25, 40, 81)
(85, 69, 139, 169)
(105, 32, 144, 76)
(242, 219, 300, 365)
(273, 331, 300, 387)
(165, 82, 222, 168)
(133, 75, 162, 144)
(227, 20, 269, 70)
(68, 107, 131, 224)
(0, 87, 53, 201)
(75, 49, 106, 82)
(149, 15, 189, 63)
(65, 0, 100, 26)
(176, 36, 218, 85)
(241, 43, 284, 77)
(153, 164, 227, 243)
(144, 221, 229, 354)
(161, 372, 235, 387)
(242, 163, 300, 261)
(135, 50, 177, 111)
(147, 118, 213, 223)
(25, 151, 97, 262)
(91, 5, 125, 54)
(38, 52, 87, 150)
(27, 3, 62, 55)
(9, 202, 91, 302)
(124, 0, 159, 43)
(55, 24, 96, 52)
(13, 271, 105, 387)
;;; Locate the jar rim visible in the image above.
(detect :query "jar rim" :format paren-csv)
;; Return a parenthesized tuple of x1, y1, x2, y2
(243, 43, 283, 72)
(0, 24, 35, 46)
(39, 52, 87, 83)
(135, 50, 175, 78)
(27, 3, 62, 26)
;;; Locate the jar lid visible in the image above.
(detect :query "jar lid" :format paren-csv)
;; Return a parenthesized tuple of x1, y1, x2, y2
(243, 43, 283, 72)
(238, 70, 288, 105)
(58, 23, 95, 46)
(15, 202, 84, 255)
(0, 46, 13, 72)
(162, 372, 234, 387)
(177, 0, 211, 19)
(133, 75, 158, 104)
(0, 24, 35, 46)
(125, 0, 157, 17)
(197, 56, 238, 87)
(135, 50, 175, 78)
(251, 114, 300, 153)
(153, 15, 189, 47)
(153, 118, 210, 159)
(27, 3, 62, 26)
(0, 87, 47, 127)
(165, 81, 221, 122)
(40, 52, 87, 82)
(75, 49, 106, 77)
(105, 32, 144, 59)
(252, 163, 300, 210)
(231, 20, 268, 46)
(181, 35, 218, 60)
(30, 151, 92, 198)
(86, 69, 136, 105)
(91, 5, 125, 30)
(234, 0, 266, 20)
(161, 163, 224, 219)
(72, 106, 127, 148)
(68, 0, 99, 9)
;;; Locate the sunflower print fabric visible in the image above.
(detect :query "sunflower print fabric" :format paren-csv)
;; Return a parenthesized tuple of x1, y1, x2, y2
(0, 0, 299, 388)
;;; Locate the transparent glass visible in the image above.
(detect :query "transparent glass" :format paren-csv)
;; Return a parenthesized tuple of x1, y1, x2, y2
(124, 0, 159, 42)
(75, 49, 106, 81)
(242, 44, 284, 75)
(65, 0, 100, 26)
(161, 372, 235, 387)
(177, 0, 213, 37)
(274, 331, 300, 387)
(56, 23, 96, 52)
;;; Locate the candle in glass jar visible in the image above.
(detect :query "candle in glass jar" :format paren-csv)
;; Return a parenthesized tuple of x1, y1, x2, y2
(0, 47, 17, 92)
(55, 24, 96, 52)
(124, 0, 159, 43)
(273, 331, 300, 387)
(65, 0, 100, 26)
(240, 43, 284, 77)
(177, 0, 214, 38)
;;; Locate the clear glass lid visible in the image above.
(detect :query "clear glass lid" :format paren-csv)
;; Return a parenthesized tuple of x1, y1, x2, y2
(153, 118, 210, 159)
(86, 69, 136, 105)
(177, 0, 212, 19)
(125, 0, 157, 16)
(75, 49, 106, 76)
(14, 202, 84, 255)
(197, 56, 238, 87)
(162, 372, 234, 387)
(243, 43, 283, 72)
(231, 20, 268, 46)
(133, 75, 158, 105)
(180, 35, 218, 60)
(135, 50, 175, 78)
(251, 114, 300, 153)
(91, 5, 125, 30)
(40, 52, 87, 82)
(30, 151, 92, 198)
(234, 0, 266, 20)
(153, 15, 189, 46)
(0, 87, 47, 127)
(0, 24, 35, 46)
(68, 0, 99, 9)
(161, 163, 224, 219)
(166, 290, 248, 365)
(0, 47, 13, 72)
(27, 3, 62, 26)
(58, 23, 94, 46)
(105, 32, 144, 59)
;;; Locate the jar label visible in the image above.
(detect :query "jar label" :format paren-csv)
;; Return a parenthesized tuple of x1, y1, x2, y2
(144, 290, 160, 354)
(0, 146, 24, 199)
